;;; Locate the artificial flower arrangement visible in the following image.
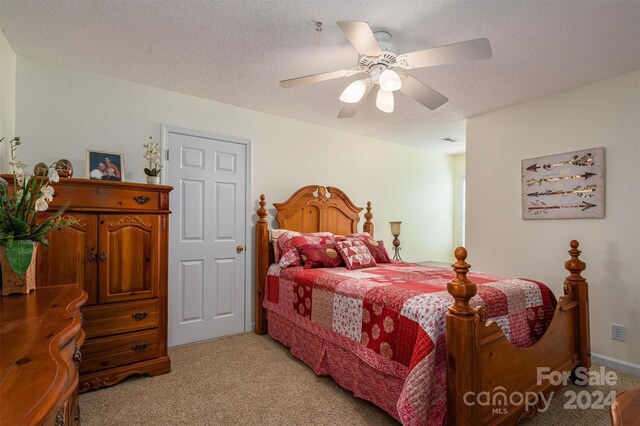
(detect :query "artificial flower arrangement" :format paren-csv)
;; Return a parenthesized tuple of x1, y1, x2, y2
(143, 137, 162, 184)
(0, 137, 75, 291)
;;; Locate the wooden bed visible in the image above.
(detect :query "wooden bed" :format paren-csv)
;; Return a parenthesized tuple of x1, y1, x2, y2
(254, 185, 590, 425)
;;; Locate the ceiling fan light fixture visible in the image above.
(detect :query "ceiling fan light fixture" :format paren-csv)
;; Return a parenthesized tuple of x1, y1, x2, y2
(339, 79, 367, 103)
(376, 89, 394, 113)
(379, 69, 402, 92)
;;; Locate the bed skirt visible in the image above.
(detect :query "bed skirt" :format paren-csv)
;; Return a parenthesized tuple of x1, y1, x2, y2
(268, 310, 406, 421)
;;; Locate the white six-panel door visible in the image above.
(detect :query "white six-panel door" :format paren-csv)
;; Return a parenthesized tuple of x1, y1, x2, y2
(167, 129, 247, 346)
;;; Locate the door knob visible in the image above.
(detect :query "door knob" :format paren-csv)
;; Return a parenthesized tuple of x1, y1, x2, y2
(236, 245, 244, 253)
(100, 251, 108, 261)
(88, 249, 96, 263)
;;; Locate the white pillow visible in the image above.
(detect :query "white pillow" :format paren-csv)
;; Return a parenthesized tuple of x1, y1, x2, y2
(269, 229, 290, 259)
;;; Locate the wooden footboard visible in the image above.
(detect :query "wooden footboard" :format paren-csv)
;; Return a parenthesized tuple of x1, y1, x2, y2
(446, 241, 590, 425)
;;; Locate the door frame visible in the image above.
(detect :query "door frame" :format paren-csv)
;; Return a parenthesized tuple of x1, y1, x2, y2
(161, 124, 253, 342)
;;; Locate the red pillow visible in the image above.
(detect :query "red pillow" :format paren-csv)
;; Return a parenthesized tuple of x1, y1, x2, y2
(343, 233, 391, 263)
(345, 232, 373, 239)
(297, 244, 344, 269)
(362, 239, 391, 263)
(278, 248, 303, 268)
(335, 240, 377, 270)
(276, 231, 335, 263)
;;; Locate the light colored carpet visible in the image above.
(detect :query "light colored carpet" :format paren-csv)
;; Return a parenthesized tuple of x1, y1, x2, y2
(80, 333, 639, 425)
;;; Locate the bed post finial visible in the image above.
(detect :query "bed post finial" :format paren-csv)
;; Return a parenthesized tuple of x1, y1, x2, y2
(446, 246, 480, 424)
(447, 247, 477, 316)
(255, 194, 270, 335)
(564, 240, 586, 289)
(257, 194, 268, 223)
(363, 201, 374, 237)
(564, 240, 591, 368)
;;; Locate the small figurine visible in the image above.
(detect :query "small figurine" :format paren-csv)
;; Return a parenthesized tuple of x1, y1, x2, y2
(56, 159, 74, 178)
(33, 162, 49, 177)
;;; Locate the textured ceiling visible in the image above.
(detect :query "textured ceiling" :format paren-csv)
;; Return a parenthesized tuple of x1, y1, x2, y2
(1, 1, 639, 154)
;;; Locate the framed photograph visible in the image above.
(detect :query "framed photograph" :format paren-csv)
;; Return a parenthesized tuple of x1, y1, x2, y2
(521, 147, 605, 220)
(86, 149, 125, 181)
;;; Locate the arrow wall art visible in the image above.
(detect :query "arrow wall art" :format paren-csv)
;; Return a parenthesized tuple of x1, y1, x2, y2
(521, 147, 605, 219)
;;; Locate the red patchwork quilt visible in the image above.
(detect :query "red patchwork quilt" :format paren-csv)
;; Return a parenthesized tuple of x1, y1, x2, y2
(263, 262, 556, 425)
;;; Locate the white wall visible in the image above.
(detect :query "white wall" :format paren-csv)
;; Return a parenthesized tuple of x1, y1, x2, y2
(466, 71, 640, 366)
(0, 30, 16, 169)
(452, 154, 466, 247)
(12, 55, 455, 258)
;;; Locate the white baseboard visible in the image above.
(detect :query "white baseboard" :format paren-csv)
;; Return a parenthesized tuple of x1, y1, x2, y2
(591, 352, 640, 377)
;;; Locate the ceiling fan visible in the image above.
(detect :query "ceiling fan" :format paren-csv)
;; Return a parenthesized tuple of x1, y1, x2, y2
(279, 21, 492, 118)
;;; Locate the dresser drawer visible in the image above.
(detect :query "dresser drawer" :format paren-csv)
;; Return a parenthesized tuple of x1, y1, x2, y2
(82, 299, 159, 338)
(50, 185, 161, 210)
(80, 329, 160, 374)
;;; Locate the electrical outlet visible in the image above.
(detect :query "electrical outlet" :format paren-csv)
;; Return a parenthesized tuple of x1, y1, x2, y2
(611, 324, 625, 342)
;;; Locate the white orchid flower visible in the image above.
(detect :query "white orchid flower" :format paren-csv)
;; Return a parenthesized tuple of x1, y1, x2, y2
(34, 196, 49, 212)
(9, 160, 27, 173)
(41, 185, 55, 202)
(10, 161, 27, 185)
(48, 167, 60, 183)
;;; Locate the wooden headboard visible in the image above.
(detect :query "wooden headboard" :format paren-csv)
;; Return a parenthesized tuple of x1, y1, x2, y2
(274, 185, 369, 235)
(255, 185, 374, 334)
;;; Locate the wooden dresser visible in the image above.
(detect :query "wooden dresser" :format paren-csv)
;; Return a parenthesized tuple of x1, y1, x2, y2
(26, 177, 173, 392)
(1, 285, 87, 425)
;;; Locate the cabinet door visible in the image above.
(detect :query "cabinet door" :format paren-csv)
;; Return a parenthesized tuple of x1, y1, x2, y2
(98, 215, 160, 303)
(36, 213, 98, 305)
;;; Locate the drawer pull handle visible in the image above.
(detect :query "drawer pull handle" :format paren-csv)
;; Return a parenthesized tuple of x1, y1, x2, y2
(88, 249, 96, 262)
(131, 311, 149, 321)
(132, 342, 149, 352)
(100, 251, 107, 262)
(73, 347, 82, 368)
(134, 195, 150, 204)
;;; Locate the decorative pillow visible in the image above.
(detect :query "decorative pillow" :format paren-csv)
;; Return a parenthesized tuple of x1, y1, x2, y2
(361, 239, 391, 263)
(278, 248, 302, 268)
(334, 232, 371, 242)
(298, 244, 344, 269)
(270, 229, 290, 259)
(345, 232, 373, 240)
(276, 231, 335, 266)
(335, 239, 377, 270)
(342, 232, 390, 263)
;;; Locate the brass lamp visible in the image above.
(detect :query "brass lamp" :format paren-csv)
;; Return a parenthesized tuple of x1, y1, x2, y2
(389, 221, 402, 261)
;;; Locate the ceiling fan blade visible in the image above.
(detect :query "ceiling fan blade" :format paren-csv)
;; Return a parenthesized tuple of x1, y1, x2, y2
(280, 69, 359, 88)
(400, 38, 492, 69)
(399, 75, 449, 110)
(337, 21, 382, 57)
(338, 84, 373, 118)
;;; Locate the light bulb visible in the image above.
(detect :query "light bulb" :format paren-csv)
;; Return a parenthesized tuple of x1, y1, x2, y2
(376, 89, 394, 113)
(379, 69, 402, 92)
(339, 80, 367, 103)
